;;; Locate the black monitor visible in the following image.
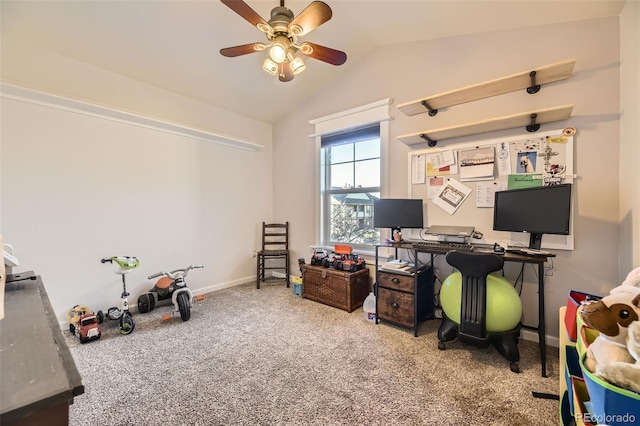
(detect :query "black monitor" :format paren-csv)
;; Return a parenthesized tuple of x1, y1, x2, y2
(493, 184, 572, 249)
(373, 198, 424, 236)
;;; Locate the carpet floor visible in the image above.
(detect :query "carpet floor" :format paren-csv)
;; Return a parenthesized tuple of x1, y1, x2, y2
(65, 280, 560, 425)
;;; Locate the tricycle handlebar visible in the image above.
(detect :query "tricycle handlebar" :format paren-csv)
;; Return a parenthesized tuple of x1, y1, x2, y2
(147, 264, 204, 281)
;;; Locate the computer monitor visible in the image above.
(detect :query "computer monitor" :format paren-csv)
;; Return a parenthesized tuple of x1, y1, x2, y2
(493, 184, 572, 249)
(373, 198, 424, 236)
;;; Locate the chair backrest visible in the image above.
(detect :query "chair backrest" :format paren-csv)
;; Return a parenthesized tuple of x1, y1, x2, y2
(261, 222, 289, 251)
(445, 250, 504, 337)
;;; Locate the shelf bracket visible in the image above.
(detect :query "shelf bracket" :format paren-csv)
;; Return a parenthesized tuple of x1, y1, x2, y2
(420, 100, 438, 117)
(527, 71, 541, 94)
(419, 133, 437, 147)
(526, 113, 540, 132)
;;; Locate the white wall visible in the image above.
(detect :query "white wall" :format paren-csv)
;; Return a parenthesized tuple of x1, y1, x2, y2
(619, 1, 640, 272)
(273, 16, 630, 342)
(1, 45, 274, 324)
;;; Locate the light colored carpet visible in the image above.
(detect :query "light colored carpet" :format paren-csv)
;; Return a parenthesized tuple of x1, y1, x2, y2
(65, 280, 560, 425)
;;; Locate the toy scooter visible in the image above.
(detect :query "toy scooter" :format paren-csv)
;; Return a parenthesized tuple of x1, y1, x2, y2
(137, 264, 204, 322)
(98, 256, 139, 335)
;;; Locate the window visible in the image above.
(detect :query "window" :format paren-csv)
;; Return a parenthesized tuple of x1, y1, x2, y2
(321, 126, 380, 248)
(310, 99, 391, 251)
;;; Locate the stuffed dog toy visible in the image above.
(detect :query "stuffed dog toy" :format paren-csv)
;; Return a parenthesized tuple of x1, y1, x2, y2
(580, 267, 640, 373)
(596, 320, 640, 393)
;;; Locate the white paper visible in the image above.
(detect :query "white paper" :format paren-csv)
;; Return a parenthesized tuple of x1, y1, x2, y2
(426, 150, 455, 169)
(459, 146, 495, 181)
(496, 142, 511, 175)
(433, 178, 472, 215)
(427, 176, 446, 199)
(411, 155, 426, 184)
(476, 181, 508, 207)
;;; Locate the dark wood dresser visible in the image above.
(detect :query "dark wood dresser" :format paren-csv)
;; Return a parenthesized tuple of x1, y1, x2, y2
(1, 271, 84, 425)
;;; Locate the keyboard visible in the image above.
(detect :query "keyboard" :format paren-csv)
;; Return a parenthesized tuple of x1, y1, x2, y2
(411, 240, 474, 252)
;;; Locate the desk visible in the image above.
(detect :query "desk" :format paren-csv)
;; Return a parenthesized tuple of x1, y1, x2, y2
(374, 242, 552, 377)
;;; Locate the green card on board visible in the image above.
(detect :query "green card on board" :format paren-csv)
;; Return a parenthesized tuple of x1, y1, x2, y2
(507, 174, 543, 189)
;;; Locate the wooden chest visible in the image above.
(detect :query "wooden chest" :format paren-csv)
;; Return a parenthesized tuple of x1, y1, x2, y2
(302, 265, 370, 312)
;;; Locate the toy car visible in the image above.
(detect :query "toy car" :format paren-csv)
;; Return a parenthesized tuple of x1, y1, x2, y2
(68, 305, 102, 343)
(310, 247, 328, 266)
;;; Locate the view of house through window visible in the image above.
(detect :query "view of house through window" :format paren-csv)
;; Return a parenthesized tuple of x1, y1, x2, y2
(321, 125, 380, 247)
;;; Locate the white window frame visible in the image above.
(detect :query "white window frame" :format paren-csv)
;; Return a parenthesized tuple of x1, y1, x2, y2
(309, 99, 391, 251)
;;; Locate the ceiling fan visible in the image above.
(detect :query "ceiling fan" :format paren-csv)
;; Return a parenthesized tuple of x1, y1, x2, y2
(220, 0, 347, 82)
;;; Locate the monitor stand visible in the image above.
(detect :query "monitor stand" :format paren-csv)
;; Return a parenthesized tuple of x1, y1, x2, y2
(529, 233, 543, 250)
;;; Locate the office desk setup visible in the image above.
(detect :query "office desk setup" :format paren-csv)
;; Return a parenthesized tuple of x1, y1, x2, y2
(374, 241, 554, 377)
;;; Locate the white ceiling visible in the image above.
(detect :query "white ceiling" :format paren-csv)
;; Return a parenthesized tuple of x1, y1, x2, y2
(1, 0, 626, 123)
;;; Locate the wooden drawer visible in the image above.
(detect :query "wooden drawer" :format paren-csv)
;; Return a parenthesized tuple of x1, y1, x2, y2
(378, 271, 414, 292)
(302, 265, 369, 312)
(377, 287, 415, 327)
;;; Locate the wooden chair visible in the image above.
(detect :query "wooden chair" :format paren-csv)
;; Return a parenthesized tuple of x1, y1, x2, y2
(256, 222, 289, 289)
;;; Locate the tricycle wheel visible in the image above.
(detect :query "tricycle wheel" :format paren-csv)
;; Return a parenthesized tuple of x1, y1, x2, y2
(96, 310, 104, 324)
(69, 323, 76, 333)
(177, 292, 191, 321)
(137, 293, 154, 314)
(119, 313, 135, 335)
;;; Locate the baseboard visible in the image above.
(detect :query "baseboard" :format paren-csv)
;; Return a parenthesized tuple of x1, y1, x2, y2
(521, 328, 559, 348)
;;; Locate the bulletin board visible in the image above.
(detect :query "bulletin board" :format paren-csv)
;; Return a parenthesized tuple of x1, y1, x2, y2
(407, 128, 576, 250)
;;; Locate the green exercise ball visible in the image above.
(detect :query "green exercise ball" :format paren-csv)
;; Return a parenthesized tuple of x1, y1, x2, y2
(440, 271, 522, 332)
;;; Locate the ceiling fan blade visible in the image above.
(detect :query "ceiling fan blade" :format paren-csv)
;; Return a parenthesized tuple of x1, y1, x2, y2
(299, 42, 347, 66)
(220, 0, 271, 32)
(288, 1, 332, 37)
(220, 42, 267, 57)
(278, 62, 294, 82)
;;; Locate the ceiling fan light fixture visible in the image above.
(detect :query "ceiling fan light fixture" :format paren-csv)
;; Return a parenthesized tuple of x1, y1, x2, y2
(262, 58, 278, 76)
(269, 35, 290, 63)
(290, 56, 306, 75)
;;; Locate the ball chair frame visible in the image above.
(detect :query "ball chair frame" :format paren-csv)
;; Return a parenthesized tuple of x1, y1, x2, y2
(437, 250, 522, 373)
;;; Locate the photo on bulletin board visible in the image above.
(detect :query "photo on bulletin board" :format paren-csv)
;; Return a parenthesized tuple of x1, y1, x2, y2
(407, 129, 575, 250)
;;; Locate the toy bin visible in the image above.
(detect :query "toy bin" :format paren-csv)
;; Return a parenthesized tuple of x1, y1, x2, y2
(291, 276, 302, 296)
(576, 324, 599, 360)
(565, 344, 583, 416)
(571, 376, 596, 426)
(579, 354, 640, 426)
(565, 290, 601, 342)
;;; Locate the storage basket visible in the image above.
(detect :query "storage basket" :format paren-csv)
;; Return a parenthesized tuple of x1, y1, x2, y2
(579, 353, 640, 426)
(565, 290, 601, 342)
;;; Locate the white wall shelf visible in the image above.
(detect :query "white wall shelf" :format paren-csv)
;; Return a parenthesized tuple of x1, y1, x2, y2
(397, 104, 574, 146)
(396, 58, 576, 117)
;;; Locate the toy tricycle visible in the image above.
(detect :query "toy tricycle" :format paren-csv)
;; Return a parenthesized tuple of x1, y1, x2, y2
(137, 264, 204, 322)
(98, 255, 139, 335)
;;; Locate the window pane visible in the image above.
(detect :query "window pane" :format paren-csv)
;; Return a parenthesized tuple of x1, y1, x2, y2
(329, 144, 353, 164)
(330, 163, 353, 189)
(330, 192, 379, 244)
(355, 158, 380, 188)
(355, 139, 380, 161)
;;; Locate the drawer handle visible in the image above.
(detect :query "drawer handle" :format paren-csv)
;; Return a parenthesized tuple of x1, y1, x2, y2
(391, 302, 399, 309)
(391, 278, 400, 284)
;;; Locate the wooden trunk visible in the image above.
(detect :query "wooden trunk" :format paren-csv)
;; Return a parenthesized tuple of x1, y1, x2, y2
(302, 265, 369, 312)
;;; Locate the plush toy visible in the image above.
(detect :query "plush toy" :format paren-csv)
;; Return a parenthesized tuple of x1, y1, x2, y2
(580, 267, 640, 373)
(596, 320, 640, 393)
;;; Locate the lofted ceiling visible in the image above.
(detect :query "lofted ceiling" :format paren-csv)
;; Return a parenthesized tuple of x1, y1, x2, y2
(0, 0, 626, 123)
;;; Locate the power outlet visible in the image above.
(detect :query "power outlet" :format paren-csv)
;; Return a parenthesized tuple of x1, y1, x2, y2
(251, 250, 257, 258)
